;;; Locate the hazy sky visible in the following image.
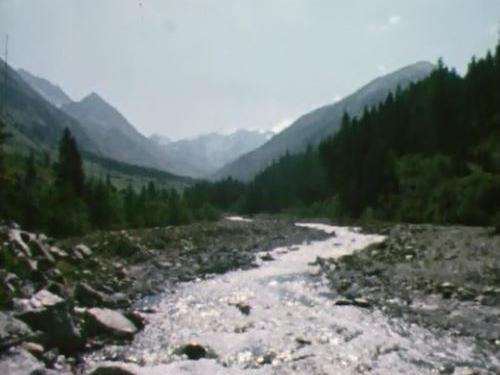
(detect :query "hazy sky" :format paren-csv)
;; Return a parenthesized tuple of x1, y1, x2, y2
(0, 1, 499, 139)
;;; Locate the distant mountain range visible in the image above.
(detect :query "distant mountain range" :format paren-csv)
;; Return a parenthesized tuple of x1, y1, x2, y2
(151, 130, 273, 177)
(1, 64, 274, 179)
(0, 59, 191, 187)
(213, 61, 435, 181)
(2, 61, 435, 182)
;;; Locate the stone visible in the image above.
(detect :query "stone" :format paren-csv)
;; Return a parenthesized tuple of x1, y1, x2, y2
(28, 239, 55, 264)
(260, 253, 275, 261)
(21, 341, 45, 359)
(89, 362, 140, 375)
(0, 348, 46, 375)
(124, 311, 146, 330)
(0, 312, 33, 348)
(15, 290, 83, 354)
(85, 308, 138, 339)
(49, 246, 68, 259)
(334, 296, 371, 308)
(237, 303, 251, 315)
(74, 282, 105, 307)
(174, 343, 211, 360)
(74, 244, 92, 257)
(8, 229, 32, 257)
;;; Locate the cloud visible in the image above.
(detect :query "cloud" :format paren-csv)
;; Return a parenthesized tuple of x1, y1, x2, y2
(377, 64, 387, 74)
(368, 14, 402, 33)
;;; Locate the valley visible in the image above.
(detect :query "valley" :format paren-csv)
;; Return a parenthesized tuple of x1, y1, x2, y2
(0, 3, 499, 374)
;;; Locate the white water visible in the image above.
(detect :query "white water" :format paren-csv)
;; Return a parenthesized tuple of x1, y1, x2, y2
(89, 224, 499, 374)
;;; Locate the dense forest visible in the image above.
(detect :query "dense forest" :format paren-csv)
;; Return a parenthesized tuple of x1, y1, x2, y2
(1, 42, 500, 237)
(198, 42, 500, 227)
(0, 126, 216, 237)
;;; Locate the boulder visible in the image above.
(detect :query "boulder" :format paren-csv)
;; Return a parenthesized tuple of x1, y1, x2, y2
(15, 290, 83, 354)
(85, 308, 138, 339)
(0, 312, 34, 349)
(0, 348, 46, 375)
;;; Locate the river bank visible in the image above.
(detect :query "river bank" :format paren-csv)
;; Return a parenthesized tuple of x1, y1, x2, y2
(0, 216, 330, 374)
(319, 224, 500, 373)
(1, 219, 499, 374)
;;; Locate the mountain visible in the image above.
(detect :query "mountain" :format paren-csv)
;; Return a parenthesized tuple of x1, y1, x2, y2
(213, 61, 435, 181)
(15, 67, 218, 178)
(61, 93, 185, 173)
(151, 129, 274, 178)
(17, 68, 73, 108)
(0, 62, 191, 188)
(0, 59, 98, 154)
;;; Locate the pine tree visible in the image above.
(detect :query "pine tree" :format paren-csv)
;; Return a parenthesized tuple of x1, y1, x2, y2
(25, 150, 37, 186)
(56, 128, 85, 197)
(0, 118, 8, 177)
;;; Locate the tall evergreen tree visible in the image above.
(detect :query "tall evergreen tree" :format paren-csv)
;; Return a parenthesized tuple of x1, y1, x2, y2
(56, 128, 85, 197)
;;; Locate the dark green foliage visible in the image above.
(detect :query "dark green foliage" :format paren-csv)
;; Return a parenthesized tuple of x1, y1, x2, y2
(0, 129, 204, 237)
(242, 146, 329, 214)
(317, 43, 500, 225)
(56, 128, 85, 197)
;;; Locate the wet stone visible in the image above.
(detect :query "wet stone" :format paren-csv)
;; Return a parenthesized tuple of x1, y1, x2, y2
(175, 343, 213, 360)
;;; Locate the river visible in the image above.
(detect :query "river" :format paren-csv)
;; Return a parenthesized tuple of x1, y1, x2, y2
(87, 221, 498, 374)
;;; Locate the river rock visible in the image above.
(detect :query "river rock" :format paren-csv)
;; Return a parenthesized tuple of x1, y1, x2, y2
(85, 308, 138, 339)
(0, 348, 46, 375)
(74, 244, 92, 257)
(89, 362, 140, 375)
(8, 229, 33, 257)
(28, 239, 55, 265)
(15, 289, 83, 354)
(0, 312, 33, 348)
(174, 343, 212, 360)
(74, 282, 106, 307)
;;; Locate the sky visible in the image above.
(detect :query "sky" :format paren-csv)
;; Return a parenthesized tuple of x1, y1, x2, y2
(0, 0, 499, 140)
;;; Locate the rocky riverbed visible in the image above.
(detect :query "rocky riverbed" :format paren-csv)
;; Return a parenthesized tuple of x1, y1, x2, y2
(0, 216, 329, 374)
(319, 224, 500, 373)
(1, 218, 499, 374)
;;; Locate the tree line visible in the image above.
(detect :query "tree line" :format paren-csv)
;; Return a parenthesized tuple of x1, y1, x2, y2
(1, 41, 500, 236)
(0, 127, 221, 237)
(188, 42, 500, 228)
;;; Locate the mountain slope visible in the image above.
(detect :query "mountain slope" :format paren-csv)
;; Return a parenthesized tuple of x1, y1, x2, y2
(61, 93, 181, 173)
(0, 59, 98, 154)
(151, 129, 273, 178)
(17, 68, 73, 108)
(213, 61, 435, 181)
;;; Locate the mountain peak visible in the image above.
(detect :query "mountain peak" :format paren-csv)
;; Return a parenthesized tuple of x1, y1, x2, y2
(17, 68, 73, 108)
(80, 92, 107, 106)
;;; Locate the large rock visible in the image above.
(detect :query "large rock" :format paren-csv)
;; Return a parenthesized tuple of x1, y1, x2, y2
(0, 312, 34, 349)
(85, 308, 138, 339)
(0, 348, 46, 375)
(15, 290, 83, 354)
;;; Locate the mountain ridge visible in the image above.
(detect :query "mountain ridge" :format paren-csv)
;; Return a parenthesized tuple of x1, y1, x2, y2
(17, 68, 73, 108)
(212, 61, 436, 182)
